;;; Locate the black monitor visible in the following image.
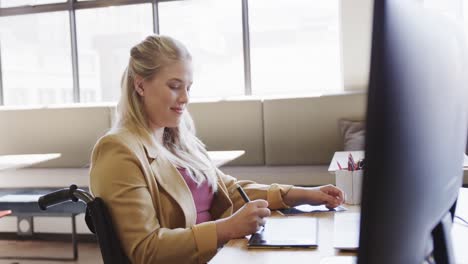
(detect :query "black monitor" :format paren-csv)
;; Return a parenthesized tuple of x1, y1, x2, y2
(359, 0, 468, 263)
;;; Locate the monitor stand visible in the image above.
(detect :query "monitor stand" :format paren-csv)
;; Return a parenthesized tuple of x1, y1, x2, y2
(432, 209, 456, 263)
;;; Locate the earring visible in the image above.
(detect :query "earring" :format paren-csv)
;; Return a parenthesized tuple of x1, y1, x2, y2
(137, 85, 143, 95)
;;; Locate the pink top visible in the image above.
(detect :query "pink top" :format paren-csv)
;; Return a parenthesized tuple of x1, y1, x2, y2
(177, 168, 214, 224)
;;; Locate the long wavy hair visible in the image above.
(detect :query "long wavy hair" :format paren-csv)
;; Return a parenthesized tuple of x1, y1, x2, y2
(112, 35, 217, 191)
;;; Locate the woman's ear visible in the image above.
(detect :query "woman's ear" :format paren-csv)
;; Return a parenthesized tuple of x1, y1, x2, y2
(133, 75, 144, 96)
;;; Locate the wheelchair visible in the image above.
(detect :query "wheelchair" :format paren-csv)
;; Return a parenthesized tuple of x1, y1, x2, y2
(38, 184, 130, 264)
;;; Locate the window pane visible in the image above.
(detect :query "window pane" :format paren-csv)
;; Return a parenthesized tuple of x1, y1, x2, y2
(0, 12, 73, 105)
(159, 0, 244, 98)
(76, 4, 153, 103)
(0, 0, 66, 8)
(465, 1, 468, 39)
(249, 0, 342, 96)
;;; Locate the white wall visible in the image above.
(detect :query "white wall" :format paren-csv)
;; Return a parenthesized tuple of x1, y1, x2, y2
(340, 0, 374, 91)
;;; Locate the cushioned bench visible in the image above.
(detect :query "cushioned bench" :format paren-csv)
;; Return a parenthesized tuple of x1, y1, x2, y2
(0, 92, 466, 237)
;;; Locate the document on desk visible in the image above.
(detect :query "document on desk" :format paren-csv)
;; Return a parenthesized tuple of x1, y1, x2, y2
(279, 204, 347, 215)
(248, 216, 318, 248)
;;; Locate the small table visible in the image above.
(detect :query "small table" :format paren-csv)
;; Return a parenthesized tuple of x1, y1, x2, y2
(0, 153, 75, 261)
(0, 188, 87, 261)
(208, 150, 245, 167)
(0, 188, 88, 261)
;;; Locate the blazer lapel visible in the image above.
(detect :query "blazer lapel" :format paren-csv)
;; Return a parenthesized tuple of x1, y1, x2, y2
(143, 141, 197, 227)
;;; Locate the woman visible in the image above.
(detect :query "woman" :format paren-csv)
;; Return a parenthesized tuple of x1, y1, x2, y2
(89, 35, 344, 264)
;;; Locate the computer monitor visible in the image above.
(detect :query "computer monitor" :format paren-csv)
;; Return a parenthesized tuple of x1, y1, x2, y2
(359, 0, 468, 263)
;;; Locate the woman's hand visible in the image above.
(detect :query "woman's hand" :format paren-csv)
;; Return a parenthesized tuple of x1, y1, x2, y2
(283, 185, 345, 209)
(315, 184, 345, 209)
(215, 199, 270, 246)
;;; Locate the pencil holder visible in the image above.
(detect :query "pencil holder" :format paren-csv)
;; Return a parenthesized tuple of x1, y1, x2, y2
(335, 170, 363, 205)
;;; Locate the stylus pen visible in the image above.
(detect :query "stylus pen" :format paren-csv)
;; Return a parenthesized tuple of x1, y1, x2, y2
(236, 184, 251, 203)
(236, 184, 265, 232)
(236, 185, 274, 222)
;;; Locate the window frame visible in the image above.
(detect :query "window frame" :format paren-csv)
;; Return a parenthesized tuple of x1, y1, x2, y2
(0, 0, 162, 105)
(0, 0, 351, 105)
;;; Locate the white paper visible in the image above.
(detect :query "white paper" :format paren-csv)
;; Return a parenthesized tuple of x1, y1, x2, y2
(294, 204, 346, 213)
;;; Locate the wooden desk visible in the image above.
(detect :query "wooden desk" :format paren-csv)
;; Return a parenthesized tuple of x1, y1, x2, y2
(0, 153, 61, 171)
(210, 189, 468, 263)
(208, 150, 245, 167)
(210, 207, 358, 264)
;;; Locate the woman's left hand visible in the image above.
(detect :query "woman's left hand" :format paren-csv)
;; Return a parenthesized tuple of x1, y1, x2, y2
(283, 184, 345, 209)
(312, 184, 345, 209)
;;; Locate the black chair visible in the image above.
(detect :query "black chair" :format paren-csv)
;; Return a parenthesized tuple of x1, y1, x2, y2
(38, 184, 131, 264)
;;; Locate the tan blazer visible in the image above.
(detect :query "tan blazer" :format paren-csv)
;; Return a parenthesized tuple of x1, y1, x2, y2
(89, 130, 293, 264)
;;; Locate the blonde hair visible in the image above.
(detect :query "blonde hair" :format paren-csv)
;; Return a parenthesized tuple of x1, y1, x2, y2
(113, 35, 217, 191)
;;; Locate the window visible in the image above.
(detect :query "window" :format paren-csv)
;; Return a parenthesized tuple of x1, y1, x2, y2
(249, 0, 342, 96)
(0, 0, 343, 105)
(0, 0, 66, 8)
(159, 0, 244, 99)
(76, 4, 153, 103)
(0, 11, 73, 105)
(465, 1, 468, 41)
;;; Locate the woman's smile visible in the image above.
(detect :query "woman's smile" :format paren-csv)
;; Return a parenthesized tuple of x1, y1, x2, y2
(170, 106, 184, 115)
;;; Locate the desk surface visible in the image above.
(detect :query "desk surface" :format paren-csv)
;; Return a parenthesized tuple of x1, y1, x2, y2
(208, 150, 245, 167)
(0, 153, 61, 171)
(210, 188, 468, 264)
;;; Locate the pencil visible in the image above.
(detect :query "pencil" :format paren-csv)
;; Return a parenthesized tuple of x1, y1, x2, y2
(337, 161, 343, 170)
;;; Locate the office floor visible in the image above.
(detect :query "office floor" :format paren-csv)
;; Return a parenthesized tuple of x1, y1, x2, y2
(0, 240, 101, 264)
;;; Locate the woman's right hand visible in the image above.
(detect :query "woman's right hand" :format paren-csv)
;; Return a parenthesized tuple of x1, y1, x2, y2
(215, 199, 271, 246)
